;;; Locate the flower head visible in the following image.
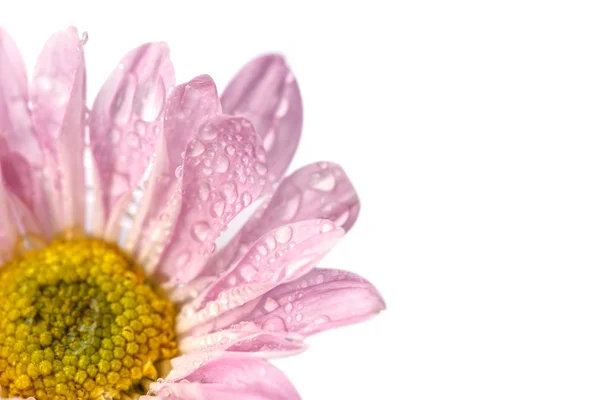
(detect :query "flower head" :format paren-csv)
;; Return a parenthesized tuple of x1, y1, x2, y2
(0, 27, 385, 399)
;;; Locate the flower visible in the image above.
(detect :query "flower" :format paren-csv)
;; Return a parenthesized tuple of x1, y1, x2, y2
(0, 26, 385, 400)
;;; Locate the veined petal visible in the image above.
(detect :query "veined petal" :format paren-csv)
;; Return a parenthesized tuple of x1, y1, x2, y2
(221, 54, 302, 184)
(30, 27, 86, 235)
(158, 115, 267, 283)
(246, 268, 385, 336)
(0, 29, 45, 235)
(177, 219, 343, 333)
(203, 161, 360, 281)
(125, 75, 220, 273)
(156, 357, 300, 400)
(89, 42, 174, 239)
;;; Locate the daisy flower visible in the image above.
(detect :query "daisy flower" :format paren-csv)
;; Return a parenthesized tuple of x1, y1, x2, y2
(0, 26, 385, 399)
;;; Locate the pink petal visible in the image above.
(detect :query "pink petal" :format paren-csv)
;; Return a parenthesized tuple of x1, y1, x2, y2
(204, 162, 360, 280)
(221, 54, 302, 183)
(30, 27, 87, 234)
(89, 42, 174, 239)
(0, 29, 46, 234)
(154, 357, 300, 400)
(247, 268, 386, 336)
(125, 75, 220, 273)
(0, 164, 41, 261)
(177, 219, 344, 333)
(158, 115, 268, 283)
(177, 321, 305, 356)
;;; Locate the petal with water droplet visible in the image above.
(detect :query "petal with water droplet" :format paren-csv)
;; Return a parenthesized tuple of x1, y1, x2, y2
(158, 115, 267, 283)
(89, 42, 174, 239)
(125, 75, 221, 274)
(177, 219, 343, 333)
(203, 162, 359, 281)
(30, 27, 87, 234)
(246, 268, 386, 336)
(221, 54, 302, 184)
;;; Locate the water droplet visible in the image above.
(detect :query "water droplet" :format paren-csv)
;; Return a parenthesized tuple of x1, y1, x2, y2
(202, 167, 213, 176)
(263, 297, 279, 312)
(241, 192, 252, 207)
(320, 221, 335, 233)
(225, 145, 236, 155)
(257, 245, 268, 256)
(175, 165, 183, 179)
(220, 182, 238, 205)
(134, 77, 166, 122)
(188, 140, 206, 157)
(284, 303, 293, 314)
(265, 236, 276, 250)
(211, 200, 225, 217)
(295, 313, 303, 322)
(198, 183, 211, 201)
(239, 264, 257, 282)
(254, 162, 267, 176)
(215, 155, 230, 173)
(199, 124, 218, 140)
(274, 226, 293, 244)
(262, 317, 286, 331)
(191, 221, 211, 242)
(309, 170, 336, 191)
(175, 250, 191, 268)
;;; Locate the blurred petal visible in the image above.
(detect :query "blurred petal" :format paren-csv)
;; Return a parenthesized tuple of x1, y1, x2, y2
(0, 28, 45, 223)
(177, 219, 343, 333)
(89, 42, 174, 239)
(30, 27, 87, 235)
(222, 54, 302, 183)
(157, 357, 300, 400)
(203, 161, 360, 281)
(126, 75, 221, 273)
(158, 115, 267, 283)
(245, 268, 385, 336)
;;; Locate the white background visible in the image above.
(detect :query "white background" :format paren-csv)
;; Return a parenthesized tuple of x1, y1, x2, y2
(3, 1, 600, 399)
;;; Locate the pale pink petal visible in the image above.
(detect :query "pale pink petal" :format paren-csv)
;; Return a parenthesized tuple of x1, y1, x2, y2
(221, 54, 302, 183)
(89, 42, 174, 239)
(203, 162, 360, 281)
(177, 219, 343, 333)
(178, 321, 305, 356)
(125, 75, 221, 273)
(158, 115, 268, 283)
(246, 268, 385, 336)
(156, 357, 300, 400)
(0, 29, 46, 234)
(30, 27, 87, 235)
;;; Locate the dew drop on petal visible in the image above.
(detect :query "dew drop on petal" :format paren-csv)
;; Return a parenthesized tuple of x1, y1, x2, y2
(274, 226, 293, 244)
(211, 200, 225, 218)
(284, 303, 293, 314)
(309, 170, 336, 192)
(191, 221, 211, 242)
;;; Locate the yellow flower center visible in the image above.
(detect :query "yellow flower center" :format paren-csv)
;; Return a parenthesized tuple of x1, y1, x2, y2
(0, 239, 178, 399)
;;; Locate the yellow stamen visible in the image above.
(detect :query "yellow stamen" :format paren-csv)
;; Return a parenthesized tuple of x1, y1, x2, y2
(0, 238, 178, 399)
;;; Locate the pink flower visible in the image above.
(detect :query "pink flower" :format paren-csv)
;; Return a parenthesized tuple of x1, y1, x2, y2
(0, 27, 385, 399)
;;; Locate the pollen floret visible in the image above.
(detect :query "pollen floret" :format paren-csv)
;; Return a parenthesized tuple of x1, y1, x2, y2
(0, 239, 178, 399)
